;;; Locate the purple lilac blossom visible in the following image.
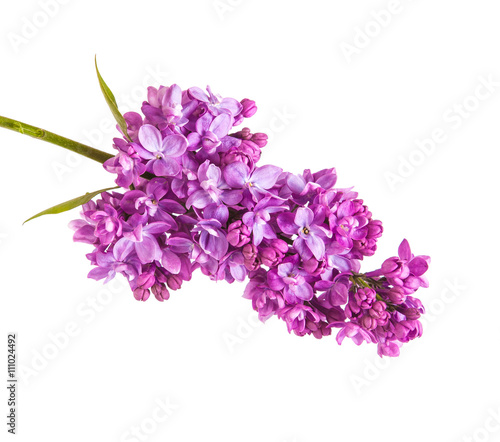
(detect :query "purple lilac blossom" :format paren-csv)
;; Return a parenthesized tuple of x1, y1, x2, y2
(70, 84, 430, 357)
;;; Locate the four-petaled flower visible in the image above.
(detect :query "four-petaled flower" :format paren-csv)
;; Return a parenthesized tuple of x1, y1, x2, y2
(135, 124, 187, 176)
(278, 207, 331, 260)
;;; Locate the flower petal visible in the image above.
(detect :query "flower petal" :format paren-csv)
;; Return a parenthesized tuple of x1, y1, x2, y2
(162, 134, 187, 157)
(153, 157, 181, 177)
(250, 165, 282, 189)
(135, 235, 159, 263)
(294, 207, 314, 228)
(223, 161, 249, 188)
(138, 124, 162, 153)
(188, 87, 209, 102)
(408, 257, 428, 277)
(305, 234, 325, 260)
(294, 282, 313, 301)
(277, 212, 298, 235)
(219, 97, 243, 116)
(114, 238, 135, 262)
(162, 249, 181, 274)
(209, 113, 232, 139)
(398, 239, 412, 261)
(186, 190, 213, 209)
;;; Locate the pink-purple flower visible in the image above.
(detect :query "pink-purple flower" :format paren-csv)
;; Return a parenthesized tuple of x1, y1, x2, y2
(135, 125, 187, 176)
(70, 82, 430, 357)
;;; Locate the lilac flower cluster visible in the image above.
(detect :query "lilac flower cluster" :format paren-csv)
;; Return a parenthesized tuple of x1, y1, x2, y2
(70, 84, 430, 356)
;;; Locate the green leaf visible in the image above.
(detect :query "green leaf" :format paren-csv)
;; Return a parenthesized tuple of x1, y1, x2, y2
(24, 186, 119, 224)
(95, 56, 131, 141)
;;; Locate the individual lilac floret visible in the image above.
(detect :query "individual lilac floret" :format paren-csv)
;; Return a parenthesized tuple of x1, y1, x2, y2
(241, 197, 285, 246)
(188, 85, 243, 117)
(368, 239, 430, 294)
(186, 161, 242, 209)
(223, 162, 282, 203)
(243, 269, 285, 322)
(89, 203, 122, 245)
(193, 218, 228, 260)
(142, 84, 186, 127)
(267, 256, 314, 303)
(134, 124, 187, 176)
(277, 207, 331, 260)
(114, 220, 171, 264)
(103, 138, 146, 188)
(331, 322, 374, 346)
(87, 243, 142, 284)
(278, 304, 321, 336)
(187, 113, 232, 154)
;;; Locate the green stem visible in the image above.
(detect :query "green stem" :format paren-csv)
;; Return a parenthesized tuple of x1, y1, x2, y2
(0, 115, 113, 164)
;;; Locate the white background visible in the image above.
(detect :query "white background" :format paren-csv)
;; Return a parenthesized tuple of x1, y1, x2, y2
(1, 1, 500, 441)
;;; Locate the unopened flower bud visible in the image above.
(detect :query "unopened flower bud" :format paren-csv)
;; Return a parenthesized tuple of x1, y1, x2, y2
(401, 308, 421, 320)
(167, 274, 183, 291)
(251, 132, 268, 148)
(232, 127, 252, 140)
(136, 272, 156, 289)
(133, 288, 150, 302)
(242, 243, 258, 262)
(259, 248, 280, 267)
(360, 315, 378, 330)
(152, 284, 170, 301)
(240, 98, 257, 118)
(387, 286, 406, 304)
(227, 220, 251, 247)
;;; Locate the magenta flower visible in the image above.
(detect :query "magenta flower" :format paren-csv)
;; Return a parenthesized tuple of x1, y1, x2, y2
(186, 160, 242, 209)
(134, 125, 187, 176)
(329, 200, 369, 250)
(285, 168, 337, 204)
(267, 257, 314, 303)
(114, 221, 170, 264)
(223, 162, 282, 201)
(142, 84, 186, 127)
(103, 138, 146, 188)
(193, 218, 228, 260)
(187, 112, 232, 154)
(277, 207, 331, 260)
(188, 85, 243, 117)
(87, 242, 142, 284)
(331, 322, 374, 346)
(278, 304, 320, 335)
(120, 179, 180, 229)
(89, 203, 122, 245)
(242, 196, 285, 246)
(61, 80, 430, 357)
(216, 251, 247, 283)
(315, 277, 349, 307)
(368, 239, 430, 294)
